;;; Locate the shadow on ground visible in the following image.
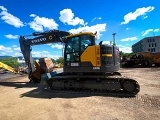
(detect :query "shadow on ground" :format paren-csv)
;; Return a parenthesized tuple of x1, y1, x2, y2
(0, 81, 136, 99)
(0, 81, 38, 88)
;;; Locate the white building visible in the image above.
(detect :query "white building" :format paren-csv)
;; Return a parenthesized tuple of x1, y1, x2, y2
(17, 57, 26, 66)
(132, 36, 160, 53)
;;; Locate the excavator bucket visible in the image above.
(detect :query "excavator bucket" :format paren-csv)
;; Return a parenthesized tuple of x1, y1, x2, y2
(32, 57, 54, 80)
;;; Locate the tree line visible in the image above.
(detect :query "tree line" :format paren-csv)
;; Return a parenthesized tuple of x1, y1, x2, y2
(0, 57, 64, 68)
(119, 51, 135, 58)
(0, 52, 134, 68)
(0, 57, 21, 68)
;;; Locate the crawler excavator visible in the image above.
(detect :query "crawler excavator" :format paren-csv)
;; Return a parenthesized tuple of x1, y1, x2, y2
(19, 30, 140, 95)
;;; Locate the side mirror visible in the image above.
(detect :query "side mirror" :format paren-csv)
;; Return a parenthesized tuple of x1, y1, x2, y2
(99, 41, 103, 45)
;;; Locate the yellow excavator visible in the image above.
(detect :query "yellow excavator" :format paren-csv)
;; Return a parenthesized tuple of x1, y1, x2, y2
(19, 30, 140, 95)
(0, 61, 16, 73)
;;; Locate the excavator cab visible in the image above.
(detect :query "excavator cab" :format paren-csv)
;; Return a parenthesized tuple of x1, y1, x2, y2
(64, 33, 94, 63)
(63, 32, 120, 74)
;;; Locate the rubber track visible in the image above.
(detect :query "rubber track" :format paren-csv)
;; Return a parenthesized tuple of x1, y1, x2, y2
(47, 74, 140, 97)
(47, 88, 138, 98)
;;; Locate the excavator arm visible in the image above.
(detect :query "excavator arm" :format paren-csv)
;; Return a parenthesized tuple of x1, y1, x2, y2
(19, 30, 70, 82)
(0, 62, 16, 73)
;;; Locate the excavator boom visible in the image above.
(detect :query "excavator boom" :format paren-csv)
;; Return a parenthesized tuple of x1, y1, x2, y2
(19, 30, 70, 82)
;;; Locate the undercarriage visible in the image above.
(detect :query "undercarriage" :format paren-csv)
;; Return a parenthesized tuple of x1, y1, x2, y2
(46, 72, 140, 96)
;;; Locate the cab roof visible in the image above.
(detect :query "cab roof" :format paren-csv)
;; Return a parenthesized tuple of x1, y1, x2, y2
(66, 32, 95, 38)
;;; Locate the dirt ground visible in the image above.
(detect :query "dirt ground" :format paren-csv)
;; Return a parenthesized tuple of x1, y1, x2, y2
(0, 68, 160, 120)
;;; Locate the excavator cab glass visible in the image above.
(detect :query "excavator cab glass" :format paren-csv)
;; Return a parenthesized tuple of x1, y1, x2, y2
(64, 34, 95, 63)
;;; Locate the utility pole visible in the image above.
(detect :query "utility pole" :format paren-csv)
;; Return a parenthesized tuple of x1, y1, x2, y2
(112, 33, 116, 46)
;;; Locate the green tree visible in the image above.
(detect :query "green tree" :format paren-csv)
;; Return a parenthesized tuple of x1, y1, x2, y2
(56, 57, 64, 64)
(119, 51, 124, 57)
(119, 51, 135, 57)
(0, 57, 21, 68)
(51, 58, 56, 63)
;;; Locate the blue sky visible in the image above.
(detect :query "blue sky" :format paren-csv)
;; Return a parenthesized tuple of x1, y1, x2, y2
(0, 0, 159, 59)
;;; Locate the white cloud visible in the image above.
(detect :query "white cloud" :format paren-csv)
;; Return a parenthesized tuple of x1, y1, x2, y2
(154, 29, 160, 32)
(5, 34, 19, 39)
(69, 24, 106, 39)
(0, 6, 24, 28)
(117, 44, 132, 53)
(126, 28, 130, 30)
(0, 45, 21, 56)
(46, 43, 52, 46)
(142, 29, 153, 36)
(32, 51, 61, 59)
(142, 28, 160, 36)
(51, 44, 63, 49)
(29, 14, 58, 32)
(142, 16, 148, 19)
(14, 52, 22, 56)
(42, 51, 49, 53)
(59, 8, 85, 26)
(91, 17, 102, 22)
(50, 55, 62, 60)
(13, 47, 20, 51)
(32, 51, 43, 57)
(0, 6, 7, 11)
(1, 52, 6, 55)
(0, 45, 13, 52)
(101, 41, 110, 45)
(121, 6, 154, 25)
(12, 45, 17, 47)
(120, 37, 138, 42)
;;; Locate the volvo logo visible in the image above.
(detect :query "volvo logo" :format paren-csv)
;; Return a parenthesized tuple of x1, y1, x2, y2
(31, 38, 46, 43)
